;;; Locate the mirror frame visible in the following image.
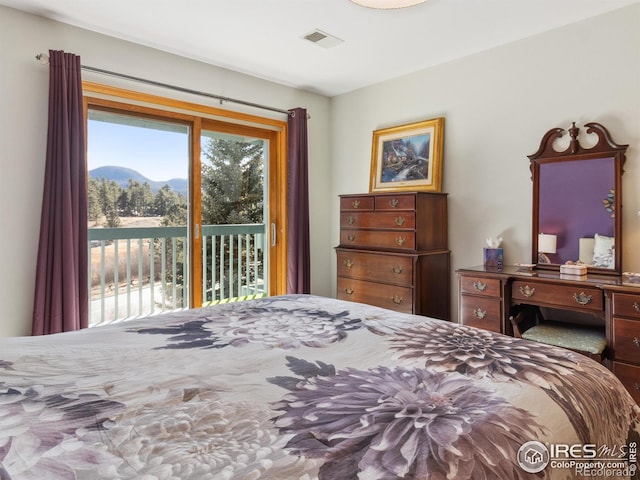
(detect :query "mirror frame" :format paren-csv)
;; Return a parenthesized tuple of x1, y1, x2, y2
(528, 122, 628, 275)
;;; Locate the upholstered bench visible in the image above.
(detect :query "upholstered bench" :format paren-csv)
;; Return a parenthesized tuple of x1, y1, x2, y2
(510, 306, 606, 363)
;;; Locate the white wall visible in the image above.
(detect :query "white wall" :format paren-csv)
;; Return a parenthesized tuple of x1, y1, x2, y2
(0, 6, 332, 336)
(329, 4, 640, 322)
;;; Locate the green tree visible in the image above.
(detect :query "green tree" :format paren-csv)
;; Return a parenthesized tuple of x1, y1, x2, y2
(99, 178, 122, 228)
(87, 178, 102, 224)
(201, 138, 264, 225)
(156, 184, 187, 223)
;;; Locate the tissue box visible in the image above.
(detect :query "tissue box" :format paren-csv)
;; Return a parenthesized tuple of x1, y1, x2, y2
(560, 264, 587, 276)
(483, 248, 503, 268)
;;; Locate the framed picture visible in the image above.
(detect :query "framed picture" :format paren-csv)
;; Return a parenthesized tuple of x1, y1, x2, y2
(369, 117, 444, 193)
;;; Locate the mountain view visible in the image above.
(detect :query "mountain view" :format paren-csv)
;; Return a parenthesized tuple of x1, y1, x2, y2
(89, 166, 187, 196)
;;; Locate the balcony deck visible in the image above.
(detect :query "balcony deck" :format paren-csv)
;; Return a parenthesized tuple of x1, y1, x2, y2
(88, 223, 266, 326)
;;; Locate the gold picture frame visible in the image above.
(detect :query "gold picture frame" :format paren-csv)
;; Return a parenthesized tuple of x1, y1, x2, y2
(369, 117, 444, 193)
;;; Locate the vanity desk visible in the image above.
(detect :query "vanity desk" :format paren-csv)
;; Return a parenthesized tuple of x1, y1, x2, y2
(458, 120, 638, 401)
(456, 265, 640, 403)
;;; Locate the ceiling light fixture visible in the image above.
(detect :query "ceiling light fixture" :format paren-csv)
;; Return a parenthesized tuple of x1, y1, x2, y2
(349, 0, 428, 9)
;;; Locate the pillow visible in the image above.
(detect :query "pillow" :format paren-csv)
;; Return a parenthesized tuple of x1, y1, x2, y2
(592, 233, 614, 268)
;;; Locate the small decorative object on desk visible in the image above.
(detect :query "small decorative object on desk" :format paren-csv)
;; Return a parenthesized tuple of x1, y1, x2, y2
(515, 263, 536, 272)
(483, 236, 503, 268)
(622, 272, 640, 286)
(560, 262, 587, 276)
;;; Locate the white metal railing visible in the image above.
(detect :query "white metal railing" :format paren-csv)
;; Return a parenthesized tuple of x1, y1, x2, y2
(88, 224, 266, 326)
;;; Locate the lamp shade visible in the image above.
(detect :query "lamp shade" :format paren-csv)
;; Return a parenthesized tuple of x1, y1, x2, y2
(350, 0, 428, 8)
(538, 233, 557, 254)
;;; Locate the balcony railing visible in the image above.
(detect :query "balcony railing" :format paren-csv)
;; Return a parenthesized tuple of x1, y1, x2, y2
(88, 224, 266, 326)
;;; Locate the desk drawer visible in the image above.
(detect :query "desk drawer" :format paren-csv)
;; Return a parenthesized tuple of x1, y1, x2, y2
(340, 230, 416, 251)
(612, 361, 640, 404)
(612, 293, 640, 319)
(511, 281, 603, 312)
(459, 295, 501, 333)
(337, 250, 413, 286)
(337, 277, 413, 314)
(340, 212, 416, 230)
(459, 275, 501, 297)
(612, 317, 640, 363)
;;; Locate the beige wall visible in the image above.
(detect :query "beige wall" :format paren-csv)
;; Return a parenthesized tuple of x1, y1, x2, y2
(0, 6, 331, 336)
(329, 4, 640, 321)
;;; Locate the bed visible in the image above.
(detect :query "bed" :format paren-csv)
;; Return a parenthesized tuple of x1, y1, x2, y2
(1, 294, 638, 479)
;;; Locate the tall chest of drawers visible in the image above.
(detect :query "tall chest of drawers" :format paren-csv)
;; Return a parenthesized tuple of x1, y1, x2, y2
(336, 192, 450, 320)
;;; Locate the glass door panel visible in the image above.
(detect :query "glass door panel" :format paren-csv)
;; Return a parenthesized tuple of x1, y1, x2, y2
(87, 108, 190, 325)
(199, 129, 268, 304)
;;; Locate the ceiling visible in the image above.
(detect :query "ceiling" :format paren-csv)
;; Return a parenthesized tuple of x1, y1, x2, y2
(3, 0, 638, 97)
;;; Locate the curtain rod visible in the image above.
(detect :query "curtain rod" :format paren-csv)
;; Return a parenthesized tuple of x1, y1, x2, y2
(35, 53, 303, 118)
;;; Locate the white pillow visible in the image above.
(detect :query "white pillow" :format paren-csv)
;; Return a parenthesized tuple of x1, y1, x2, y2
(592, 233, 614, 268)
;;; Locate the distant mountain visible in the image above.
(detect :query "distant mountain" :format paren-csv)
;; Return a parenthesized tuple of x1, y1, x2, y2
(89, 166, 187, 196)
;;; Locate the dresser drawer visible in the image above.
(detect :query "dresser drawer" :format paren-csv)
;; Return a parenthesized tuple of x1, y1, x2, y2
(511, 281, 603, 312)
(340, 230, 416, 251)
(337, 250, 413, 286)
(337, 277, 413, 314)
(459, 295, 502, 333)
(612, 361, 640, 404)
(340, 196, 374, 211)
(612, 293, 640, 319)
(340, 211, 416, 230)
(375, 194, 416, 211)
(612, 317, 640, 363)
(459, 275, 501, 297)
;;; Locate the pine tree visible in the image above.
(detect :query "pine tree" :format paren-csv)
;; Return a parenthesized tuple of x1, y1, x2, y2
(201, 138, 264, 225)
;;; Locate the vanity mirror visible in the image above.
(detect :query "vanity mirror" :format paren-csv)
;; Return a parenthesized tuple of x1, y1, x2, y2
(528, 122, 628, 275)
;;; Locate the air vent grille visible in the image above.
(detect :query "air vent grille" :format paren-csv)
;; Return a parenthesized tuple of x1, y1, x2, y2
(303, 29, 343, 48)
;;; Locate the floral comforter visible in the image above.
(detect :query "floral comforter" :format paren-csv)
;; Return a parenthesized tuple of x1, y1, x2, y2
(1, 295, 638, 480)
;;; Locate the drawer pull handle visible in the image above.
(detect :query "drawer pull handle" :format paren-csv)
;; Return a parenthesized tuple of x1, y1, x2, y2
(473, 308, 487, 319)
(347, 216, 355, 225)
(389, 198, 399, 208)
(395, 236, 406, 246)
(635, 383, 640, 393)
(352, 200, 360, 209)
(344, 287, 354, 295)
(519, 285, 535, 298)
(633, 337, 640, 349)
(347, 234, 356, 242)
(473, 281, 487, 292)
(573, 292, 592, 305)
(395, 216, 406, 226)
(392, 266, 403, 275)
(634, 302, 640, 313)
(392, 295, 403, 304)
(344, 259, 354, 269)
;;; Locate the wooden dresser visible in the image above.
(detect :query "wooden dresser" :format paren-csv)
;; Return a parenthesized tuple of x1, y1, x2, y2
(457, 265, 640, 403)
(604, 285, 640, 404)
(336, 192, 450, 320)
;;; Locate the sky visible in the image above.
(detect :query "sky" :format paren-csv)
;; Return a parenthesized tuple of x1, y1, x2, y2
(87, 118, 189, 182)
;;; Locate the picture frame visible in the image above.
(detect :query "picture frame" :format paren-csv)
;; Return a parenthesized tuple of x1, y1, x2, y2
(369, 117, 444, 193)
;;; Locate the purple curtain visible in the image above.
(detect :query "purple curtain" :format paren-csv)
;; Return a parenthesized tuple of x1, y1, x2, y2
(32, 50, 88, 335)
(286, 108, 310, 294)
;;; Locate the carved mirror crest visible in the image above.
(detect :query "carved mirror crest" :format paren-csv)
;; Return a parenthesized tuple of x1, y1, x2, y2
(529, 122, 628, 275)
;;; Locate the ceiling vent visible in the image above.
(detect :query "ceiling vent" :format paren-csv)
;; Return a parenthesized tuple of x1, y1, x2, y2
(303, 29, 344, 49)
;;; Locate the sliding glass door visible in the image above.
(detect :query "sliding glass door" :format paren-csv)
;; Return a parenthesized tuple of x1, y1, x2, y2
(85, 89, 287, 325)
